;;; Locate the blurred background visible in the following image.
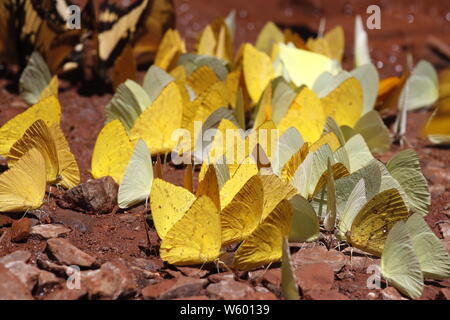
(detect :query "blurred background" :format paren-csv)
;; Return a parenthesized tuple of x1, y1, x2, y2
(174, 0, 450, 76)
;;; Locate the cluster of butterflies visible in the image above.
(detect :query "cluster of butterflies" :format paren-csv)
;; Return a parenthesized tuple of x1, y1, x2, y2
(0, 96, 80, 212)
(1, 6, 449, 299)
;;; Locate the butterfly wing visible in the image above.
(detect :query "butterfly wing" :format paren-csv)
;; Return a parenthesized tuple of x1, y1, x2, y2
(349, 188, 409, 256)
(405, 213, 450, 280)
(130, 82, 183, 155)
(91, 120, 135, 184)
(118, 139, 153, 209)
(47, 124, 80, 189)
(160, 195, 221, 265)
(0, 96, 61, 157)
(150, 178, 196, 239)
(233, 199, 293, 271)
(0, 148, 46, 212)
(8, 119, 59, 184)
(381, 221, 424, 299)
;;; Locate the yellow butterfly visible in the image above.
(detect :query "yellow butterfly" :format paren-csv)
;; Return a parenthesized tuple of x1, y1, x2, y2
(321, 77, 364, 127)
(8, 120, 79, 189)
(196, 17, 233, 63)
(0, 96, 61, 157)
(233, 199, 293, 271)
(306, 26, 345, 63)
(150, 178, 221, 265)
(0, 148, 46, 212)
(91, 120, 135, 184)
(278, 86, 326, 143)
(154, 29, 186, 71)
(130, 82, 184, 155)
(243, 43, 274, 105)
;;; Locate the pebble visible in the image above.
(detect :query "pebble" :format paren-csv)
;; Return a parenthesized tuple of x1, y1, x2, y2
(0, 250, 31, 265)
(46, 238, 98, 268)
(59, 176, 118, 214)
(0, 264, 33, 300)
(11, 218, 30, 242)
(292, 246, 347, 272)
(295, 262, 335, 293)
(82, 260, 136, 299)
(304, 289, 349, 300)
(142, 276, 207, 300)
(30, 224, 71, 239)
(381, 287, 407, 300)
(206, 279, 254, 300)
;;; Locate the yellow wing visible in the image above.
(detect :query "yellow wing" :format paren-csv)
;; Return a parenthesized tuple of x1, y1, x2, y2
(186, 65, 219, 96)
(243, 43, 274, 104)
(221, 175, 264, 246)
(160, 195, 221, 265)
(259, 174, 296, 219)
(7, 119, 59, 184)
(321, 77, 363, 127)
(196, 164, 221, 210)
(154, 29, 186, 71)
(278, 87, 326, 143)
(91, 120, 135, 184)
(422, 96, 450, 144)
(233, 199, 293, 271)
(130, 82, 183, 155)
(150, 178, 196, 240)
(0, 96, 61, 157)
(348, 188, 410, 256)
(49, 124, 80, 189)
(0, 148, 46, 212)
(38, 76, 59, 102)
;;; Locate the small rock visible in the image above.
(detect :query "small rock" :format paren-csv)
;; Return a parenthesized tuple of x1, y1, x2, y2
(132, 257, 164, 272)
(142, 276, 207, 300)
(30, 224, 71, 239)
(295, 262, 334, 293)
(366, 292, 379, 300)
(2, 261, 40, 291)
(81, 260, 136, 299)
(247, 270, 265, 284)
(50, 209, 91, 233)
(304, 289, 349, 300)
(176, 266, 209, 278)
(292, 247, 346, 272)
(37, 257, 72, 276)
(0, 264, 33, 300)
(381, 287, 407, 300)
(420, 285, 440, 300)
(59, 176, 118, 214)
(439, 223, 450, 239)
(0, 215, 13, 227)
(0, 250, 31, 265)
(38, 269, 60, 288)
(439, 288, 450, 300)
(246, 286, 278, 300)
(46, 238, 97, 268)
(45, 288, 88, 300)
(11, 218, 30, 242)
(206, 279, 254, 300)
(208, 272, 235, 283)
(262, 268, 281, 287)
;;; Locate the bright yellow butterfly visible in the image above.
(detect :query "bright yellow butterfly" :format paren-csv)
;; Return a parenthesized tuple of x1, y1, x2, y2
(150, 178, 221, 265)
(8, 120, 79, 189)
(91, 120, 135, 184)
(321, 77, 363, 127)
(233, 199, 293, 271)
(0, 148, 46, 212)
(154, 29, 186, 71)
(0, 96, 61, 157)
(243, 43, 274, 105)
(130, 82, 183, 155)
(278, 87, 326, 143)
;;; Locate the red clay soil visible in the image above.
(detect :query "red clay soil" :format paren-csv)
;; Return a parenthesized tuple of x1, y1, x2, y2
(0, 0, 449, 300)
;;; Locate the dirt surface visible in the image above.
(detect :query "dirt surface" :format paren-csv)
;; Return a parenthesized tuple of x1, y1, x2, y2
(0, 0, 449, 300)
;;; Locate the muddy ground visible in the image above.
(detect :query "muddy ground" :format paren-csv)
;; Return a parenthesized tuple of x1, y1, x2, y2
(0, 0, 449, 300)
